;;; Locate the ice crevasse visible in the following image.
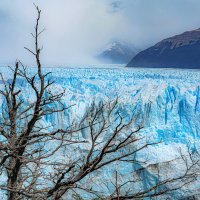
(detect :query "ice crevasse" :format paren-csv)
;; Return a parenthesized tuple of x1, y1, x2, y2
(0, 66, 200, 198)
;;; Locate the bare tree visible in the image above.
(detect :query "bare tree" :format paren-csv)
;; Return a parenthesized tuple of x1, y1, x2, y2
(0, 5, 199, 200)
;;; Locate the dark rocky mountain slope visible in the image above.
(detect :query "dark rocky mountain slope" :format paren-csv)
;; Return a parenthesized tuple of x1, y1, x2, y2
(127, 28, 200, 69)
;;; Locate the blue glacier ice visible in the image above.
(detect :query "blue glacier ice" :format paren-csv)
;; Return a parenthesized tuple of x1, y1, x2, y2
(32, 67, 200, 144)
(0, 66, 200, 199)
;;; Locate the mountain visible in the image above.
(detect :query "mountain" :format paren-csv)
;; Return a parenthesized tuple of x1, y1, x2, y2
(97, 41, 140, 64)
(127, 28, 200, 69)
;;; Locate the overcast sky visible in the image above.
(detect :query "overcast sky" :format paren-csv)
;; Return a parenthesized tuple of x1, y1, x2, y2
(0, 0, 200, 66)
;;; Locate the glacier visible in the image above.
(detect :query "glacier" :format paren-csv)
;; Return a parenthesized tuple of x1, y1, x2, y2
(0, 66, 200, 199)
(36, 67, 200, 144)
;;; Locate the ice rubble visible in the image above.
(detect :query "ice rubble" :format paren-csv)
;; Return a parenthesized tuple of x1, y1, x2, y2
(0, 66, 200, 198)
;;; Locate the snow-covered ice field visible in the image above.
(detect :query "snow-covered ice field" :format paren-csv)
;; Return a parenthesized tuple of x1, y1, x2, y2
(0, 66, 200, 198)
(41, 67, 200, 145)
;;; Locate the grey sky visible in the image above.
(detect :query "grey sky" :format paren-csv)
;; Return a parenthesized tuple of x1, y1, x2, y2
(0, 0, 200, 65)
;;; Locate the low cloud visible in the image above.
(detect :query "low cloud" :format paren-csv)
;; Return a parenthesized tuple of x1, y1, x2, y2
(0, 0, 200, 66)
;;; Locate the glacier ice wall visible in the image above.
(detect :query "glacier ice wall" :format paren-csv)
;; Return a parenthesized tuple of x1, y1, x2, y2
(0, 66, 200, 198)
(31, 67, 200, 146)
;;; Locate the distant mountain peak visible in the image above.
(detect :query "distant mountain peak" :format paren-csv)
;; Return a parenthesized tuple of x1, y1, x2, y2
(97, 41, 140, 64)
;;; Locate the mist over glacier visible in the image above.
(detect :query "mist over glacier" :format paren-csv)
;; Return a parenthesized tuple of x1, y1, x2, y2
(0, 66, 200, 198)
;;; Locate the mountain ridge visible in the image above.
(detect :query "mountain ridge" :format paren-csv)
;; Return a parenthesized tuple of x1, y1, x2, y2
(127, 28, 200, 69)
